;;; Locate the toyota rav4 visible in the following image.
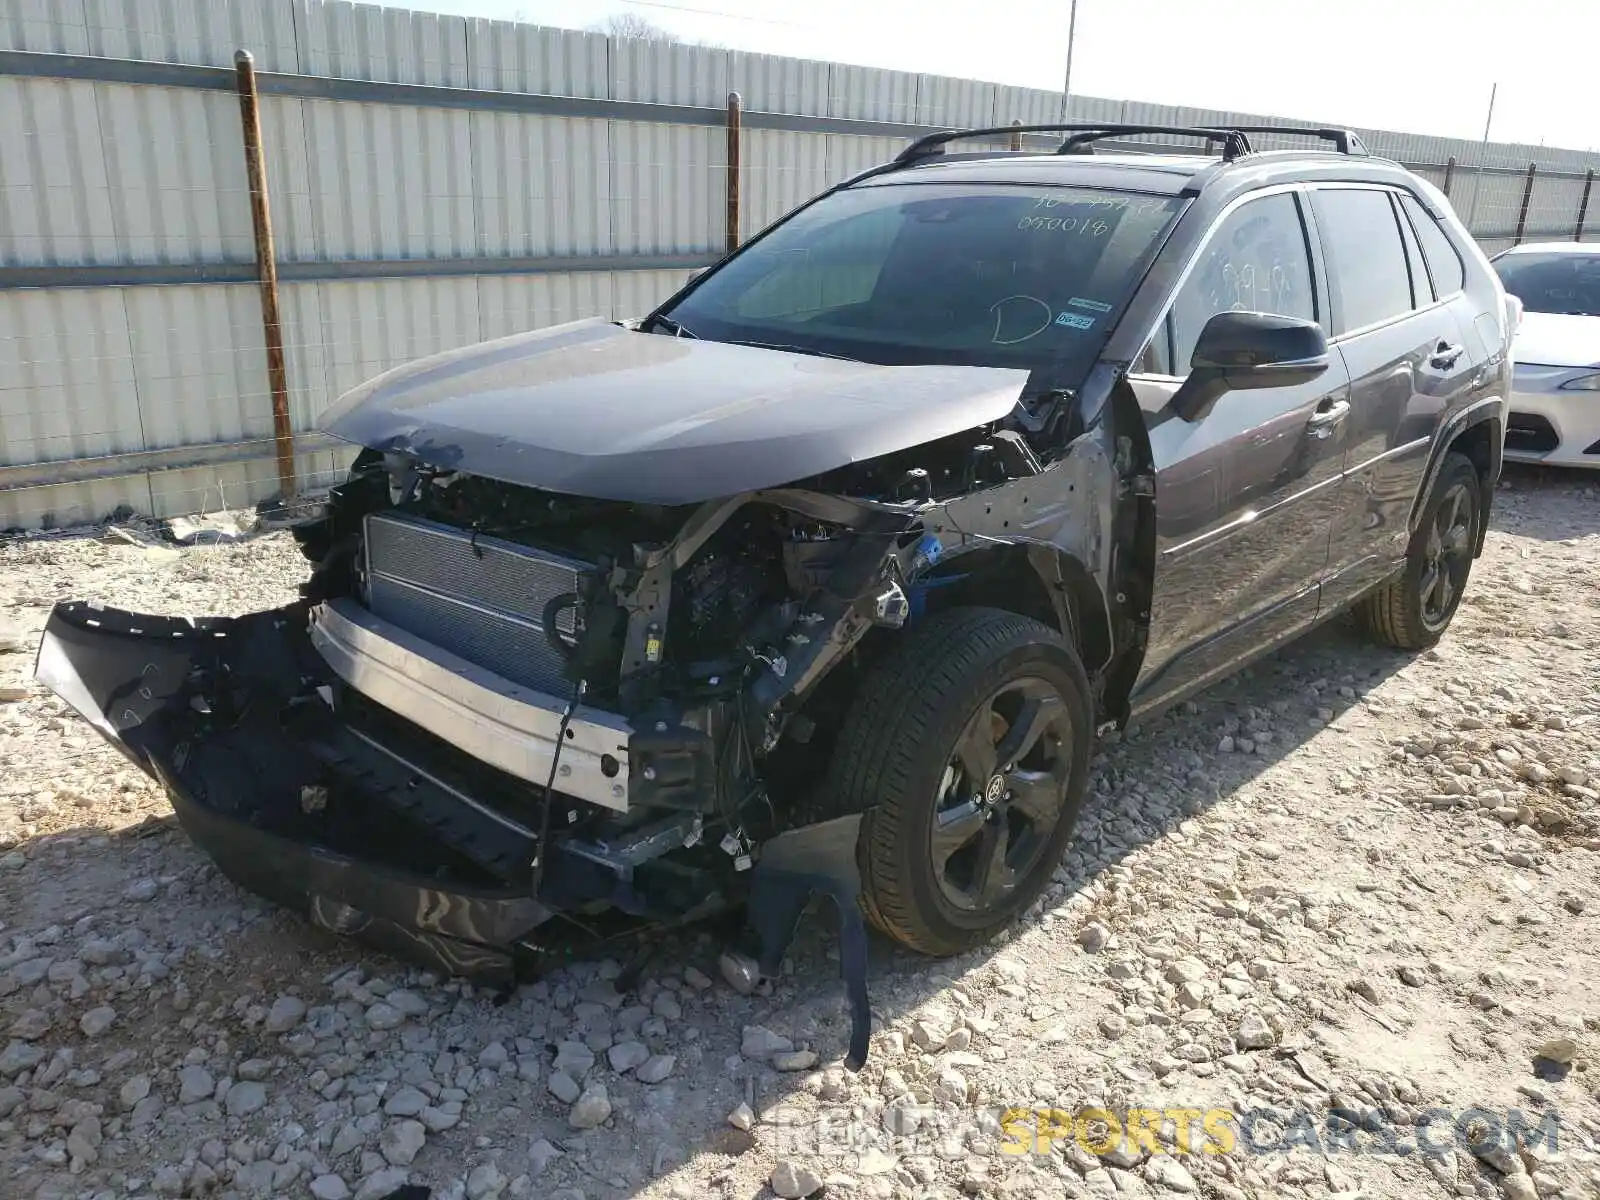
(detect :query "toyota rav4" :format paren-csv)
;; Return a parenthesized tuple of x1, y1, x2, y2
(37, 123, 1515, 1063)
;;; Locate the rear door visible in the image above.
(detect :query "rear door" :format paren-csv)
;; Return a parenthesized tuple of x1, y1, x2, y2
(1309, 185, 1478, 611)
(1127, 188, 1352, 714)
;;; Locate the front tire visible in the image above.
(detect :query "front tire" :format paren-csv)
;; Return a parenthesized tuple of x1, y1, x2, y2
(1354, 451, 1481, 649)
(828, 608, 1092, 957)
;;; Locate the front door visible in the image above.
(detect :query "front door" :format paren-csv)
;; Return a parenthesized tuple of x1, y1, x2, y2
(1309, 186, 1479, 612)
(1127, 189, 1351, 715)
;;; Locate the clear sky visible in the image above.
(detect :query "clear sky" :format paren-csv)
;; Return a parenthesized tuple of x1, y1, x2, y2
(394, 0, 1594, 151)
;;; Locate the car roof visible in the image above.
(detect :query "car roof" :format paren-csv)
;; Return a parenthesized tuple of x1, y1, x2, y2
(1496, 241, 1600, 257)
(852, 148, 1427, 205)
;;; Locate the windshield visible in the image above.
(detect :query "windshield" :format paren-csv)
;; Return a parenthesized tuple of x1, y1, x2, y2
(1494, 251, 1600, 318)
(656, 182, 1184, 383)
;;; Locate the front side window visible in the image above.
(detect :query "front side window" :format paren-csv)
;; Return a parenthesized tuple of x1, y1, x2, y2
(1313, 188, 1416, 333)
(1158, 191, 1316, 374)
(1493, 250, 1600, 318)
(655, 182, 1184, 384)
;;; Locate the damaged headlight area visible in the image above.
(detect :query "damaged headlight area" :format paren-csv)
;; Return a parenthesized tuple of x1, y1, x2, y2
(35, 454, 987, 1068)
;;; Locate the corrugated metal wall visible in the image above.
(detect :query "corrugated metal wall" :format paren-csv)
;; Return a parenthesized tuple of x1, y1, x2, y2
(3, 0, 1598, 528)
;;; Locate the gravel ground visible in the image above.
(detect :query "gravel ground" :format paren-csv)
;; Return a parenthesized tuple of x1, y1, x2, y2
(1, 468, 1597, 1200)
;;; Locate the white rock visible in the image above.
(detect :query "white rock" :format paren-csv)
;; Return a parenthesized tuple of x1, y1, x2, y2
(728, 1102, 755, 1130)
(79, 1005, 116, 1037)
(1079, 922, 1113, 953)
(386, 989, 430, 1017)
(552, 1041, 594, 1075)
(178, 1064, 215, 1103)
(310, 1176, 352, 1200)
(265, 995, 307, 1033)
(479, 1041, 509, 1070)
(237, 1056, 271, 1082)
(466, 1161, 508, 1200)
(9, 1008, 50, 1040)
(771, 1160, 824, 1198)
(527, 1138, 562, 1175)
(364, 1003, 404, 1031)
(1164, 958, 1207, 984)
(66, 1115, 103, 1165)
(118, 1072, 153, 1110)
(1236, 1012, 1274, 1050)
(607, 1040, 649, 1073)
(568, 1084, 611, 1130)
(380, 1119, 427, 1166)
(123, 877, 160, 902)
(1536, 1036, 1578, 1064)
(719, 950, 761, 995)
(225, 1080, 268, 1117)
(635, 1054, 676, 1084)
(741, 1025, 794, 1059)
(383, 1084, 429, 1117)
(355, 1167, 412, 1200)
(1145, 1155, 1198, 1193)
(772, 1050, 819, 1072)
(420, 1105, 460, 1133)
(547, 1070, 581, 1104)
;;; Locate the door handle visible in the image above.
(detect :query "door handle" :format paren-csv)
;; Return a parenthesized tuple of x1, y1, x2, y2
(1429, 342, 1464, 369)
(1306, 399, 1350, 438)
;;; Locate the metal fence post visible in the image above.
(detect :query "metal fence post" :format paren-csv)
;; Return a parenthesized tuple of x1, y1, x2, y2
(1577, 169, 1594, 242)
(1442, 155, 1455, 198)
(1009, 119, 1022, 152)
(233, 49, 295, 500)
(1513, 162, 1537, 246)
(726, 91, 742, 253)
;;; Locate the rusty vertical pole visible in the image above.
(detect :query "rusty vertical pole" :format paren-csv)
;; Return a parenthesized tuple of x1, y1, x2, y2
(1512, 162, 1537, 245)
(1442, 155, 1456, 198)
(1009, 119, 1022, 152)
(725, 91, 742, 253)
(233, 49, 295, 499)
(1576, 169, 1594, 242)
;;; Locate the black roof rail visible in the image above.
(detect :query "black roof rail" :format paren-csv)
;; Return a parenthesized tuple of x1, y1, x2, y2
(893, 123, 1256, 167)
(1205, 125, 1369, 155)
(1053, 125, 1253, 159)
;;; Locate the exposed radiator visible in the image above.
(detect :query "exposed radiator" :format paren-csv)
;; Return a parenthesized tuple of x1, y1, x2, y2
(362, 511, 589, 696)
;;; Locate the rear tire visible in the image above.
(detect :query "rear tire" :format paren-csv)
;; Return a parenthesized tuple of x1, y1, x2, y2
(1354, 451, 1481, 650)
(828, 607, 1092, 957)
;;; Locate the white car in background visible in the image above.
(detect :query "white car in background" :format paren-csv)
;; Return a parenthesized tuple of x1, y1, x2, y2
(1493, 242, 1600, 467)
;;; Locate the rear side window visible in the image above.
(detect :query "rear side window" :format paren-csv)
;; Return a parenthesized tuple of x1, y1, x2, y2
(1313, 188, 1415, 333)
(1400, 194, 1466, 296)
(1162, 192, 1316, 373)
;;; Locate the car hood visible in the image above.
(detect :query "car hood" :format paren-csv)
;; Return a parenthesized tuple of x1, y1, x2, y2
(1511, 311, 1600, 368)
(319, 318, 1030, 504)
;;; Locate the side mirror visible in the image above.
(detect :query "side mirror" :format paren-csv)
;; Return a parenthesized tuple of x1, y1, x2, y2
(1171, 311, 1330, 422)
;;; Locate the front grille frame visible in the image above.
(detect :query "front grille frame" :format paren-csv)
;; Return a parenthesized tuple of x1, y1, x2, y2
(361, 511, 593, 696)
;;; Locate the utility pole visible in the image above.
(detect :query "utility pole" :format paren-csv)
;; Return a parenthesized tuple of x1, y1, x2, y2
(1058, 0, 1079, 121)
(1466, 82, 1497, 232)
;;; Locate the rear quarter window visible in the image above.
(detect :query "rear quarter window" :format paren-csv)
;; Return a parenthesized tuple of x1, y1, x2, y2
(1400, 194, 1466, 296)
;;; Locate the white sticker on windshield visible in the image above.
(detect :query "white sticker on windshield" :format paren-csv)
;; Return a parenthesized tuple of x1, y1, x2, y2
(1067, 296, 1113, 314)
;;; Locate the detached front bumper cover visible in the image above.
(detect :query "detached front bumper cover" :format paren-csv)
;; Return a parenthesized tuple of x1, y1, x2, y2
(34, 600, 873, 1065)
(35, 600, 555, 984)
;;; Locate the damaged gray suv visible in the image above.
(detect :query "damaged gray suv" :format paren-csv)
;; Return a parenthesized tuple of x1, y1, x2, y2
(38, 123, 1515, 1065)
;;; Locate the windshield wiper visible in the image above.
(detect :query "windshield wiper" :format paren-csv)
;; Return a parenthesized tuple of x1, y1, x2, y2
(649, 314, 698, 338)
(727, 339, 862, 362)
